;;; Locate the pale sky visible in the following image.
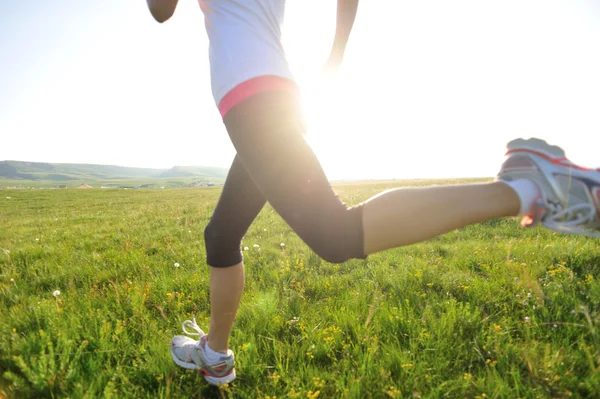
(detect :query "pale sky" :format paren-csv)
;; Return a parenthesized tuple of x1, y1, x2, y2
(1, 0, 599, 179)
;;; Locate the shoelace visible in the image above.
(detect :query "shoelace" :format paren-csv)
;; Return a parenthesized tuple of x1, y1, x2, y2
(182, 318, 205, 338)
(542, 202, 600, 238)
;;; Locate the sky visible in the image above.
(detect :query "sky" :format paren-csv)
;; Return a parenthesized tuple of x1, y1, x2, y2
(1, 0, 599, 180)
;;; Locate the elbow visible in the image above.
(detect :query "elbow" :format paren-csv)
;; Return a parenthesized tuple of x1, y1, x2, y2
(147, 0, 175, 23)
(149, 8, 174, 23)
(147, 0, 179, 23)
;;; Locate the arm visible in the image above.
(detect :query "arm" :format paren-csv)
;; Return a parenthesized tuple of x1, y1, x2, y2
(327, 0, 359, 62)
(147, 0, 179, 23)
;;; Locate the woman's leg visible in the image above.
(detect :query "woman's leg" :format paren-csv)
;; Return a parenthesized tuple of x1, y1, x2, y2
(202, 90, 520, 357)
(204, 155, 266, 353)
(223, 90, 520, 261)
(207, 262, 244, 354)
(362, 183, 519, 253)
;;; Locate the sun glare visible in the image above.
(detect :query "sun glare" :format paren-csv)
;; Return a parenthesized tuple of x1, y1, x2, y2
(300, 77, 357, 179)
(283, 0, 377, 179)
(280, 0, 600, 180)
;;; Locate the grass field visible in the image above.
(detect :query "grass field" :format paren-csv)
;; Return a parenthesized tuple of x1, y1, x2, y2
(1, 182, 600, 398)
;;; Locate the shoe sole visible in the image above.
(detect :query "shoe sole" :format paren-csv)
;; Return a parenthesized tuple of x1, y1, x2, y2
(202, 369, 236, 386)
(170, 346, 237, 386)
(506, 137, 565, 158)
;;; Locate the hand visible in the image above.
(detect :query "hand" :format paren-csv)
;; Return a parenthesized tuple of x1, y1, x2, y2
(321, 51, 345, 77)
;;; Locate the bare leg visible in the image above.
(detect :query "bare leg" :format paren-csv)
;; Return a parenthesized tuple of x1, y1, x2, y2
(204, 156, 266, 354)
(363, 181, 520, 254)
(207, 262, 245, 353)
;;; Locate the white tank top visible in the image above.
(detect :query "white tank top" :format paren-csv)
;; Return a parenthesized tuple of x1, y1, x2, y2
(198, 0, 295, 106)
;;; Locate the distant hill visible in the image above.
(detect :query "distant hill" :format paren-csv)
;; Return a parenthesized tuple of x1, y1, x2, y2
(0, 160, 228, 182)
(158, 166, 231, 179)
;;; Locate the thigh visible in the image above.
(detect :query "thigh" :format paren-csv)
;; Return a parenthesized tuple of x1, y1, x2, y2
(223, 91, 361, 252)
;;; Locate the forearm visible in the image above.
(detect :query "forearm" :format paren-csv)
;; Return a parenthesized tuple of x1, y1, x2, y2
(330, 0, 359, 56)
(147, 0, 179, 23)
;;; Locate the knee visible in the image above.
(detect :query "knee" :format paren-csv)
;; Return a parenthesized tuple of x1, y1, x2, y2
(310, 239, 355, 264)
(203, 221, 217, 253)
(204, 221, 243, 268)
(302, 206, 366, 264)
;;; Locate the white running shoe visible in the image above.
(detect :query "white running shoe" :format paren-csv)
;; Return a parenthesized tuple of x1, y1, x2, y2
(170, 318, 236, 386)
(498, 137, 600, 237)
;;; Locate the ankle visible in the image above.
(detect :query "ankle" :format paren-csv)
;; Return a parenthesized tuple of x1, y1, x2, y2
(206, 336, 228, 355)
(205, 342, 228, 362)
(500, 179, 542, 216)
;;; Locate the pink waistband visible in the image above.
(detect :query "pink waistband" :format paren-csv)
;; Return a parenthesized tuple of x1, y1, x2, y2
(218, 76, 299, 118)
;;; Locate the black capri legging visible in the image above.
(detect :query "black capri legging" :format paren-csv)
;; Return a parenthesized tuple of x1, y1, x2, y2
(204, 90, 366, 267)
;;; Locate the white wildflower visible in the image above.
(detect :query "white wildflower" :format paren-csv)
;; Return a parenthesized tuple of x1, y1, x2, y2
(174, 262, 180, 268)
(280, 243, 285, 247)
(253, 244, 260, 248)
(527, 292, 532, 298)
(553, 324, 558, 329)
(263, 228, 267, 232)
(515, 294, 520, 299)
(53, 290, 61, 297)
(35, 238, 39, 242)
(243, 246, 249, 251)
(524, 316, 530, 323)
(10, 278, 15, 283)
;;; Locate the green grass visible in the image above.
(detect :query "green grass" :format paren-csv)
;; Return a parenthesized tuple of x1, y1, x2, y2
(1, 182, 599, 398)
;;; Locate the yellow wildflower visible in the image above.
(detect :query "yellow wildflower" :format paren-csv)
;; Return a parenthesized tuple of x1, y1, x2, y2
(269, 372, 281, 384)
(385, 386, 402, 398)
